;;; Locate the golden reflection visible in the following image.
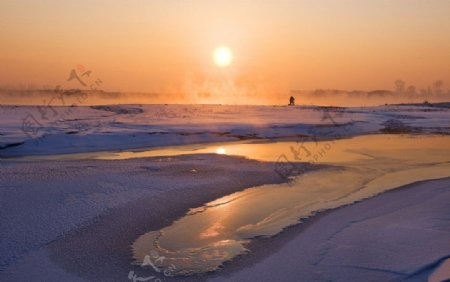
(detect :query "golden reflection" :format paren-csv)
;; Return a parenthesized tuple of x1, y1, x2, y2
(200, 221, 225, 239)
(216, 147, 227, 154)
(199, 196, 232, 239)
(132, 134, 450, 276)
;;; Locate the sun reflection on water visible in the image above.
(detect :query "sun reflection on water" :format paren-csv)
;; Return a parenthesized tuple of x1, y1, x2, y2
(216, 147, 226, 154)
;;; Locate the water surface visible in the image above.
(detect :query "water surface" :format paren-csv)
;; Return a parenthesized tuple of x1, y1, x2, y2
(129, 135, 450, 276)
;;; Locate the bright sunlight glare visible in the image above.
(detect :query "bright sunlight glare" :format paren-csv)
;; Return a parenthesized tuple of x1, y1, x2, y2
(216, 147, 227, 154)
(213, 46, 233, 67)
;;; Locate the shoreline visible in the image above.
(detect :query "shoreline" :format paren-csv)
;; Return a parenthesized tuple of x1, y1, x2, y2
(2, 103, 449, 158)
(1, 156, 449, 281)
(210, 177, 450, 282)
(1, 129, 450, 280)
(39, 175, 450, 282)
(0, 154, 315, 281)
(5, 132, 449, 162)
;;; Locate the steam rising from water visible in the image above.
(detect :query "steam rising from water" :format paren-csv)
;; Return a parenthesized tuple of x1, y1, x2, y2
(2, 79, 448, 106)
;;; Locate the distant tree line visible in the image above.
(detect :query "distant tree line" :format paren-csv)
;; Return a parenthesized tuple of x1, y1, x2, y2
(394, 79, 446, 96)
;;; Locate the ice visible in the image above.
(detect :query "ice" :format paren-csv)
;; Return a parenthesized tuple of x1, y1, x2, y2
(1, 103, 449, 157)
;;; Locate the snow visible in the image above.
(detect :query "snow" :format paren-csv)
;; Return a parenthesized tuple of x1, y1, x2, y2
(1, 103, 449, 157)
(210, 178, 450, 282)
(1, 103, 450, 281)
(0, 154, 292, 281)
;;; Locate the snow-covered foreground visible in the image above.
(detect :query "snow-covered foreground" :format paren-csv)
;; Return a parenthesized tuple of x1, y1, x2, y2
(1, 103, 450, 157)
(1, 153, 449, 281)
(0, 154, 295, 281)
(1, 103, 450, 282)
(127, 135, 450, 277)
(211, 177, 450, 282)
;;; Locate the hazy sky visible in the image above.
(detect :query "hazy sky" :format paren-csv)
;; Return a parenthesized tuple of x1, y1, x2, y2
(1, 0, 449, 93)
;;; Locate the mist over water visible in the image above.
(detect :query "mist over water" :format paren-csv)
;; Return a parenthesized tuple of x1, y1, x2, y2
(1, 87, 449, 107)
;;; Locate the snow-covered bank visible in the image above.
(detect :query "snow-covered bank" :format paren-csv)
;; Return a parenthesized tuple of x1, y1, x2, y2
(1, 103, 450, 282)
(0, 154, 311, 281)
(1, 103, 449, 157)
(2, 153, 449, 281)
(211, 177, 450, 282)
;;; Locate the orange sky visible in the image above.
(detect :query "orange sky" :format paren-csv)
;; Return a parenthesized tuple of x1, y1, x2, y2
(1, 0, 449, 94)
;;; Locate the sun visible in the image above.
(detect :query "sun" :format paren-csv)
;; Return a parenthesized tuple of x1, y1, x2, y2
(213, 46, 233, 67)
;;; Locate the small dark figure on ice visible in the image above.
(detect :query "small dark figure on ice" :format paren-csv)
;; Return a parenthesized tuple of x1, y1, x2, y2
(289, 96, 295, 106)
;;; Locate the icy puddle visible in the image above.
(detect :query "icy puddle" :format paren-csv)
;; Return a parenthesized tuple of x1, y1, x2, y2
(129, 135, 450, 276)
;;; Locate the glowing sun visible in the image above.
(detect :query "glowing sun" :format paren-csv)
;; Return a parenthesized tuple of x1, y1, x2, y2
(213, 46, 233, 67)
